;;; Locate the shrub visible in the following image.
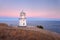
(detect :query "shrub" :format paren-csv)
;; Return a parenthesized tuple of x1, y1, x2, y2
(36, 25, 44, 29)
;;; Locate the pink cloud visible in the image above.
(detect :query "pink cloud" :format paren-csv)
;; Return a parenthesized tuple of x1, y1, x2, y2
(0, 8, 60, 19)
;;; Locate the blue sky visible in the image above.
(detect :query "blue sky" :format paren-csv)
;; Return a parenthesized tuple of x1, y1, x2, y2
(0, 0, 60, 19)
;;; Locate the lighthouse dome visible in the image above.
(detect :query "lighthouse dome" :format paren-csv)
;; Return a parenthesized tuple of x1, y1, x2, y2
(20, 11, 25, 16)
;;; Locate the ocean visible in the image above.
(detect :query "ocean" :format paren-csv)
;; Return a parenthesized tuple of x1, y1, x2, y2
(0, 18, 60, 33)
(27, 21, 60, 33)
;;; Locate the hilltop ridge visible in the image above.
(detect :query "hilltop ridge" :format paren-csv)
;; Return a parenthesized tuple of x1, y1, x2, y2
(0, 24, 60, 40)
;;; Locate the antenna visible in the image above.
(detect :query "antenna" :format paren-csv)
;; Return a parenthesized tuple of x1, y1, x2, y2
(22, 8, 24, 12)
(22, 10, 23, 12)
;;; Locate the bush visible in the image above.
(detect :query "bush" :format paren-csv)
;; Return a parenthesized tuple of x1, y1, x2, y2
(36, 25, 44, 29)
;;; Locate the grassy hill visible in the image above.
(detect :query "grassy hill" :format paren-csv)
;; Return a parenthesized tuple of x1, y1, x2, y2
(0, 23, 60, 40)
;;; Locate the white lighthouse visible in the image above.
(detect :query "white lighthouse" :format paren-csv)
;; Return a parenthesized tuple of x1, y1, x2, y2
(19, 10, 27, 27)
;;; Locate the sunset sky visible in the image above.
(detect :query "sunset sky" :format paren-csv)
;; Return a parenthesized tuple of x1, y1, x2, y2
(0, 0, 60, 19)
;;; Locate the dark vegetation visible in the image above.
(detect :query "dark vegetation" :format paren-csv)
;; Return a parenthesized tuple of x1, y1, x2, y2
(37, 25, 44, 29)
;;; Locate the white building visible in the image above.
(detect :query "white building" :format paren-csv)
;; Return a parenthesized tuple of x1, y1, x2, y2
(19, 10, 27, 27)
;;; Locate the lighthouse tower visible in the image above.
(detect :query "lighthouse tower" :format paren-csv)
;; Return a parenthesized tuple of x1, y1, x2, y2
(19, 10, 27, 27)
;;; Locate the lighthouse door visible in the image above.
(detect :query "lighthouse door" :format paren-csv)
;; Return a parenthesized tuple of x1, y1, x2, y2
(23, 23, 25, 26)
